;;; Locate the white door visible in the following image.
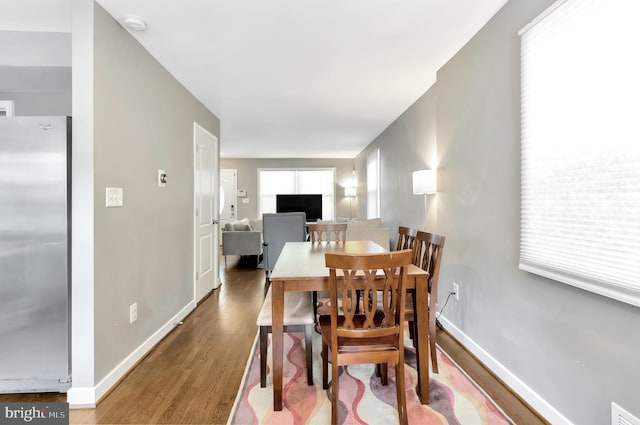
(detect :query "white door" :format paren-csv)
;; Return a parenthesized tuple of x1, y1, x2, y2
(220, 169, 238, 225)
(194, 122, 220, 301)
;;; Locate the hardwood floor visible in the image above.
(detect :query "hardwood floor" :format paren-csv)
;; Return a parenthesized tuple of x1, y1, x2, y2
(0, 256, 547, 424)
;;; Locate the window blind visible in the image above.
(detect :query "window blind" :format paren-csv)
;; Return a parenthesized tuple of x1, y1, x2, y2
(258, 168, 335, 220)
(519, 0, 640, 307)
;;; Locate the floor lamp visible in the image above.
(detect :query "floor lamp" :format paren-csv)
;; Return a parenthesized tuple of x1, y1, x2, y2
(412, 169, 439, 329)
(412, 169, 437, 231)
(344, 187, 357, 219)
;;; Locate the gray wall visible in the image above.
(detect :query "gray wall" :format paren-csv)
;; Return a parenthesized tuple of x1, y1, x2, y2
(0, 89, 71, 116)
(356, 0, 640, 423)
(92, 4, 220, 382)
(220, 158, 355, 221)
(354, 88, 438, 247)
(0, 66, 72, 116)
(0, 32, 72, 116)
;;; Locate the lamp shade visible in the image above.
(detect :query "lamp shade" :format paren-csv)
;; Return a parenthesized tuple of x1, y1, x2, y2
(344, 187, 357, 197)
(413, 169, 437, 194)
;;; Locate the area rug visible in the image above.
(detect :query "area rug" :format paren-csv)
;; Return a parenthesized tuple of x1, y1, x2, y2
(227, 331, 514, 425)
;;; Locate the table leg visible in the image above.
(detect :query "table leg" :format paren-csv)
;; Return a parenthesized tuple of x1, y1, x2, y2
(415, 275, 430, 404)
(271, 281, 284, 411)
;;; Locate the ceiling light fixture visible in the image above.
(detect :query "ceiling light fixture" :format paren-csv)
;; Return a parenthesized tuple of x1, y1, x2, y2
(122, 16, 147, 32)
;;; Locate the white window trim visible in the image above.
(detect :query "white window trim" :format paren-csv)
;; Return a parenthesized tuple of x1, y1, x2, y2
(366, 149, 381, 219)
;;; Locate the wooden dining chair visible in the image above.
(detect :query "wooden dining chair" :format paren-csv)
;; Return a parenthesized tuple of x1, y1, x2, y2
(406, 230, 445, 373)
(396, 226, 417, 251)
(256, 286, 315, 387)
(320, 249, 412, 425)
(308, 222, 348, 323)
(308, 223, 347, 243)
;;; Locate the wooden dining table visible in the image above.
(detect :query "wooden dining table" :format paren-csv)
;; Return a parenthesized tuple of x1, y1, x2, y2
(268, 240, 431, 411)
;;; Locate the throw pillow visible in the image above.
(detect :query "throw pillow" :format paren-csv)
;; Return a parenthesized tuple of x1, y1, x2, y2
(233, 218, 253, 231)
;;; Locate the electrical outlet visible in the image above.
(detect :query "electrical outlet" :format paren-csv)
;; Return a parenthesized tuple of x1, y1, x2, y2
(612, 402, 640, 425)
(452, 282, 459, 300)
(129, 302, 138, 324)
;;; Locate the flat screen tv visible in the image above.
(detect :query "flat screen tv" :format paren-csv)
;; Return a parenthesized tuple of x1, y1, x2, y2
(276, 194, 322, 222)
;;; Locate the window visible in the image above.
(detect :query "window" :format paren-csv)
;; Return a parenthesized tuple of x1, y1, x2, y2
(258, 168, 335, 220)
(519, 0, 640, 307)
(0, 100, 14, 116)
(367, 149, 380, 219)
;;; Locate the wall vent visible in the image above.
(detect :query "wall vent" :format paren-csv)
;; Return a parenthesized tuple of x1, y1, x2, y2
(612, 403, 640, 425)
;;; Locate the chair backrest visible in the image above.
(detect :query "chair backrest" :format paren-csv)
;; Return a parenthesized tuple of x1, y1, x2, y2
(308, 223, 347, 243)
(412, 231, 445, 291)
(324, 250, 412, 340)
(262, 212, 307, 275)
(396, 226, 418, 251)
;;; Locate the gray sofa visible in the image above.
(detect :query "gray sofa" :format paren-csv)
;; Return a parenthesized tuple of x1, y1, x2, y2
(222, 218, 263, 267)
(321, 218, 391, 250)
(344, 218, 390, 250)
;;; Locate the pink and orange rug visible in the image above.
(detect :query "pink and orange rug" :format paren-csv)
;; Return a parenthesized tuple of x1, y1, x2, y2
(228, 332, 513, 425)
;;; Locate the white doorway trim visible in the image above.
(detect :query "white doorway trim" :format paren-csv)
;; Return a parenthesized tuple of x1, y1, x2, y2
(220, 169, 238, 225)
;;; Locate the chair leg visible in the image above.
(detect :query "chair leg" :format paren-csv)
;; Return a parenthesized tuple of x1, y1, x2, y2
(395, 361, 408, 425)
(304, 325, 313, 385)
(331, 359, 339, 425)
(259, 326, 268, 388)
(429, 308, 439, 373)
(322, 342, 329, 389)
(312, 291, 319, 327)
(413, 322, 422, 397)
(374, 363, 389, 386)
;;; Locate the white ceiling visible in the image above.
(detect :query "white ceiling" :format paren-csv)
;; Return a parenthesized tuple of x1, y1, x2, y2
(2, 0, 508, 158)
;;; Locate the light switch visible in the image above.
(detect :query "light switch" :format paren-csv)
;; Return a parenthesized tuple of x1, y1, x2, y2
(106, 187, 123, 207)
(241, 198, 250, 204)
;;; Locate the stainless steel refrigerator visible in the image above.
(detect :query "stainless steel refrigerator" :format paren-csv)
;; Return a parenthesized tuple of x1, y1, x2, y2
(0, 116, 71, 393)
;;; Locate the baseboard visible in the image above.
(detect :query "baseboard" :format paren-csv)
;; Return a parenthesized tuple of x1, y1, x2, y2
(438, 315, 574, 425)
(68, 300, 197, 408)
(66, 386, 96, 408)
